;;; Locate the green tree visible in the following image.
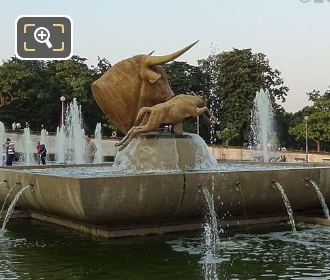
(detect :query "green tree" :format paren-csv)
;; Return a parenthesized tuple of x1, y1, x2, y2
(0, 58, 47, 108)
(216, 123, 239, 146)
(163, 61, 210, 94)
(0, 55, 109, 133)
(0, 58, 53, 129)
(289, 88, 330, 152)
(199, 48, 289, 145)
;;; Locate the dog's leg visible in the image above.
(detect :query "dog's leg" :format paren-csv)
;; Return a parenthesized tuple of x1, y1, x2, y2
(173, 122, 183, 134)
(198, 107, 219, 124)
(118, 123, 157, 151)
(115, 126, 136, 147)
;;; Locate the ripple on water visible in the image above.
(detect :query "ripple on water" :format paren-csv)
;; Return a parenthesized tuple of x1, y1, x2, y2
(1, 221, 330, 279)
(168, 224, 330, 279)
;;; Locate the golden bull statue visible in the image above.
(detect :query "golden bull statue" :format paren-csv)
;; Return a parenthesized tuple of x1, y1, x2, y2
(91, 41, 199, 134)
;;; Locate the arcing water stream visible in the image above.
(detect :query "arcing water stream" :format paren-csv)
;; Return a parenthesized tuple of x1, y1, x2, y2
(0, 186, 15, 221)
(272, 182, 297, 233)
(306, 179, 330, 221)
(1, 185, 30, 231)
(200, 183, 223, 280)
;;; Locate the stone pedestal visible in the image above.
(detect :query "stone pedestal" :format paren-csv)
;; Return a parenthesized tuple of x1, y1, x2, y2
(113, 132, 217, 171)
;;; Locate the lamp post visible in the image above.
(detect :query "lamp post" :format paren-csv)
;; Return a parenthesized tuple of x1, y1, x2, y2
(60, 96, 66, 126)
(304, 116, 309, 162)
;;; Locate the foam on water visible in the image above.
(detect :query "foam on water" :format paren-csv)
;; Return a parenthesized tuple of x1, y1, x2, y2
(167, 224, 330, 279)
(1, 221, 330, 279)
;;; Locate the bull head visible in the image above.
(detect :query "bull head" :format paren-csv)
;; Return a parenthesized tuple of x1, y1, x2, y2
(92, 41, 199, 134)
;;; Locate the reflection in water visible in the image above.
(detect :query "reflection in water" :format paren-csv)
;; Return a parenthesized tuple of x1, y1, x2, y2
(0, 220, 199, 280)
(0, 221, 330, 279)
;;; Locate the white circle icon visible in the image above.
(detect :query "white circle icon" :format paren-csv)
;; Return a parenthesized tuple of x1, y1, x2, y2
(34, 27, 53, 48)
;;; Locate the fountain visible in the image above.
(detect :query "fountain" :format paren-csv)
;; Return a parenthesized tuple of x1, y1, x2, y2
(64, 98, 85, 164)
(54, 98, 86, 164)
(250, 89, 277, 162)
(112, 132, 218, 171)
(0, 122, 5, 166)
(55, 125, 66, 163)
(22, 127, 34, 164)
(94, 123, 103, 164)
(0, 43, 329, 241)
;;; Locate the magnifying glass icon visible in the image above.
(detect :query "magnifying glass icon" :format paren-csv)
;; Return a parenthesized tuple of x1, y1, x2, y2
(34, 27, 53, 48)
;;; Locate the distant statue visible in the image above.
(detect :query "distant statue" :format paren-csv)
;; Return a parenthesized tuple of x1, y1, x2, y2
(91, 41, 198, 134)
(116, 94, 218, 150)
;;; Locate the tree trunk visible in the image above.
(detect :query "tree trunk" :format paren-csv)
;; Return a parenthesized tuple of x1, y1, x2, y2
(314, 139, 321, 152)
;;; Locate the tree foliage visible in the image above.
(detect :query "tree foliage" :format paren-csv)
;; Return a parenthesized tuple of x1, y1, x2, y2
(289, 88, 330, 152)
(0, 56, 110, 134)
(0, 51, 296, 149)
(163, 61, 211, 94)
(199, 48, 289, 145)
(216, 123, 239, 146)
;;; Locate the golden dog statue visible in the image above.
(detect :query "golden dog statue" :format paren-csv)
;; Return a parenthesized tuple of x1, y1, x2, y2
(116, 94, 217, 150)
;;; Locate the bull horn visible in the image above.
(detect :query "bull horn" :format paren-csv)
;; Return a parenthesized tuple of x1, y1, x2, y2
(144, 40, 199, 65)
(148, 50, 155, 55)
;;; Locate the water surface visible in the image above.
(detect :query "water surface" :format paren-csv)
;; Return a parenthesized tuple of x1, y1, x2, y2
(19, 163, 303, 178)
(1, 221, 330, 279)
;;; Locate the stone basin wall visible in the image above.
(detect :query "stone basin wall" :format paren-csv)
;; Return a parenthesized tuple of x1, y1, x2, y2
(0, 165, 329, 228)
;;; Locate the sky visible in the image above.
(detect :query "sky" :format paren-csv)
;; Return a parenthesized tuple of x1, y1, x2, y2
(0, 0, 329, 113)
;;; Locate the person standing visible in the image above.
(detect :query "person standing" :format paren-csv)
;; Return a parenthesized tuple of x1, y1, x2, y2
(4, 138, 15, 166)
(36, 141, 42, 164)
(84, 135, 97, 163)
(39, 143, 47, 165)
